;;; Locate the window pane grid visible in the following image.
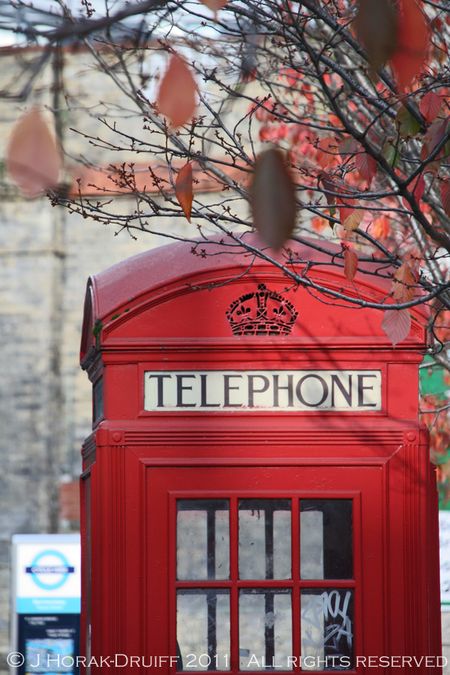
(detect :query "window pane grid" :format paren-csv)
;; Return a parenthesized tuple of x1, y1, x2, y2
(175, 497, 355, 673)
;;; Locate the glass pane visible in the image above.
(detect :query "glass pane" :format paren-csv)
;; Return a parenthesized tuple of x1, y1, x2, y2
(177, 590, 230, 671)
(177, 500, 229, 580)
(239, 589, 292, 671)
(239, 499, 291, 579)
(301, 589, 353, 671)
(300, 500, 352, 579)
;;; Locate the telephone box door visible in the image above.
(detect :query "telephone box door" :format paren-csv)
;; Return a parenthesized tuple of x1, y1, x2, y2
(146, 465, 385, 673)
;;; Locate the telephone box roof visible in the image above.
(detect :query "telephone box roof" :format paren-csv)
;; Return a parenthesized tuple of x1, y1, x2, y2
(80, 235, 427, 364)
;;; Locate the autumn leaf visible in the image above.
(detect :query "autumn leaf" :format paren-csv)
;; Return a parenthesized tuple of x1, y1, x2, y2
(343, 248, 358, 281)
(355, 0, 398, 73)
(355, 152, 377, 186)
(175, 162, 193, 221)
(319, 173, 338, 206)
(411, 174, 425, 202)
(419, 91, 442, 124)
(311, 216, 329, 232)
(396, 105, 421, 138)
(441, 180, 450, 217)
(390, 0, 430, 91)
(382, 308, 411, 345)
(156, 53, 197, 128)
(199, 0, 227, 15)
(339, 202, 363, 230)
(6, 107, 61, 198)
(392, 262, 416, 302)
(250, 148, 297, 250)
(421, 119, 450, 162)
(316, 136, 338, 168)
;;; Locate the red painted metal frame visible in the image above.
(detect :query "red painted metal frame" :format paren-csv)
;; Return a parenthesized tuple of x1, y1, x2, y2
(166, 488, 362, 674)
(148, 469, 374, 674)
(79, 238, 442, 675)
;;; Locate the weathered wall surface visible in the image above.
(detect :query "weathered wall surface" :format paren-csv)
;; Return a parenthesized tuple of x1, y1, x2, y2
(0, 192, 201, 668)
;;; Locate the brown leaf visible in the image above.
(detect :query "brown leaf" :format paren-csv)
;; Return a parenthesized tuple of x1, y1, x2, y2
(419, 91, 442, 124)
(392, 262, 416, 302)
(175, 162, 193, 221)
(355, 0, 398, 73)
(6, 107, 61, 197)
(319, 173, 338, 206)
(344, 248, 358, 281)
(251, 148, 297, 250)
(156, 53, 197, 128)
(339, 202, 364, 230)
(390, 0, 429, 91)
(382, 308, 411, 345)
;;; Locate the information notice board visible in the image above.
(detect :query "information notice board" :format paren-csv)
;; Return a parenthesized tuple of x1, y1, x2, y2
(11, 534, 80, 675)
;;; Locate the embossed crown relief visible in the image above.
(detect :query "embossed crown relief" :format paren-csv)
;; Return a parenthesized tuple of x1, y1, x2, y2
(226, 283, 298, 336)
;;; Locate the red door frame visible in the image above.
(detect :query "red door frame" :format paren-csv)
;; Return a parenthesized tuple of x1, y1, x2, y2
(145, 464, 385, 674)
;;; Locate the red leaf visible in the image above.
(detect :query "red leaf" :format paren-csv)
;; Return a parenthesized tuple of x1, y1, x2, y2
(403, 173, 425, 208)
(6, 107, 61, 197)
(344, 248, 358, 281)
(411, 173, 425, 201)
(156, 53, 197, 128)
(251, 148, 297, 250)
(421, 118, 449, 161)
(355, 152, 377, 185)
(175, 162, 193, 221)
(199, 0, 227, 14)
(441, 180, 450, 217)
(355, 0, 398, 72)
(390, 0, 430, 91)
(382, 309, 411, 345)
(419, 91, 442, 124)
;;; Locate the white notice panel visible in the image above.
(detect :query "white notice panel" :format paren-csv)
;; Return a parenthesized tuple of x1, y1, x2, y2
(144, 370, 382, 412)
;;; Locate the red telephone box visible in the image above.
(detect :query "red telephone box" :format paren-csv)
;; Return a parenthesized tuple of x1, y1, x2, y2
(80, 238, 442, 674)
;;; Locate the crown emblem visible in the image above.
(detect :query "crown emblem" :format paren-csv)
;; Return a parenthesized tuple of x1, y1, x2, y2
(226, 284, 298, 336)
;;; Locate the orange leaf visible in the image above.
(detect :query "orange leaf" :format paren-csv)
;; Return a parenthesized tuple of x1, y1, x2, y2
(382, 308, 411, 345)
(390, 0, 430, 91)
(392, 262, 416, 302)
(156, 53, 197, 129)
(355, 0, 398, 72)
(6, 107, 61, 198)
(175, 162, 193, 221)
(371, 215, 391, 240)
(344, 248, 358, 281)
(251, 148, 297, 250)
(419, 91, 442, 124)
(312, 216, 328, 232)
